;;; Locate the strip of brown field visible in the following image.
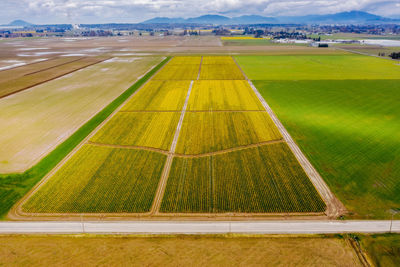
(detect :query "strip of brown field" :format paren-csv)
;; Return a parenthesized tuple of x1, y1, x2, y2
(0, 57, 80, 80)
(0, 56, 110, 98)
(0, 235, 362, 266)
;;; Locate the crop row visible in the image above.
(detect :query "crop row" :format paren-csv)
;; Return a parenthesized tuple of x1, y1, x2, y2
(90, 112, 180, 150)
(161, 143, 326, 213)
(187, 80, 264, 111)
(175, 111, 282, 155)
(199, 64, 245, 80)
(201, 56, 236, 65)
(152, 64, 200, 80)
(23, 145, 166, 213)
(121, 80, 190, 111)
(168, 56, 202, 65)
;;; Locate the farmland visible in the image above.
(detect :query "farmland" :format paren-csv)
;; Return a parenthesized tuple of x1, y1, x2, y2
(23, 145, 166, 213)
(201, 56, 237, 65)
(236, 53, 400, 219)
(153, 60, 200, 80)
(0, 56, 168, 218)
(90, 112, 181, 150)
(251, 79, 400, 219)
(0, 56, 163, 173)
(0, 235, 361, 266)
(187, 80, 264, 111)
(200, 64, 245, 80)
(235, 54, 400, 80)
(121, 80, 190, 111)
(0, 56, 108, 98)
(15, 54, 328, 217)
(175, 111, 282, 155)
(161, 144, 325, 213)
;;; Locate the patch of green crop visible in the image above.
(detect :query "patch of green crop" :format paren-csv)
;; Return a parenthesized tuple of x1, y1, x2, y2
(235, 55, 400, 80)
(253, 80, 400, 219)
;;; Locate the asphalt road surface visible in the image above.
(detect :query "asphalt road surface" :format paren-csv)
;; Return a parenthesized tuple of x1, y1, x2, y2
(0, 220, 399, 234)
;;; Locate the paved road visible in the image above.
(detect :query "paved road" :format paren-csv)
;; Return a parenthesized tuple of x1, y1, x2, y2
(1, 220, 399, 234)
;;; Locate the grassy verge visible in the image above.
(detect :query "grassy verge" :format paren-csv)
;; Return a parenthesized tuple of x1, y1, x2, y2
(0, 57, 170, 219)
(358, 234, 400, 267)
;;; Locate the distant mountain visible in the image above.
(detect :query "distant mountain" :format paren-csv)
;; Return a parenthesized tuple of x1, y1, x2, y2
(8, 20, 33, 26)
(142, 11, 399, 25)
(143, 14, 277, 25)
(186, 15, 231, 24)
(143, 17, 185, 24)
(232, 15, 277, 24)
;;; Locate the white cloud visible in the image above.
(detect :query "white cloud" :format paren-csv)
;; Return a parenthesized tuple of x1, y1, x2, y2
(0, 0, 399, 24)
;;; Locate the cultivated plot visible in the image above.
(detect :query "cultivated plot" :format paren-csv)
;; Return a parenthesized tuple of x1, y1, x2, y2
(200, 64, 245, 80)
(152, 64, 200, 80)
(235, 54, 400, 80)
(202, 56, 236, 65)
(0, 56, 162, 173)
(22, 145, 166, 213)
(121, 80, 190, 111)
(168, 56, 202, 65)
(175, 111, 282, 155)
(161, 143, 326, 213)
(253, 79, 400, 218)
(0, 56, 108, 98)
(187, 80, 264, 111)
(90, 112, 180, 151)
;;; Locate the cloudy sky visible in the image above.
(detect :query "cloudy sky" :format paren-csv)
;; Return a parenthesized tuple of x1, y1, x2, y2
(1, 0, 399, 24)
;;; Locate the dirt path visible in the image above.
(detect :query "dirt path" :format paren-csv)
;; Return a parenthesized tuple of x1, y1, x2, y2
(151, 80, 194, 214)
(87, 139, 284, 158)
(232, 56, 346, 219)
(174, 139, 284, 158)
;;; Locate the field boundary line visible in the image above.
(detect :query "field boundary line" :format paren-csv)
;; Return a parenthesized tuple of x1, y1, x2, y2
(174, 139, 284, 158)
(9, 57, 170, 220)
(151, 79, 194, 215)
(232, 56, 346, 218)
(0, 56, 111, 99)
(118, 110, 267, 113)
(197, 56, 203, 80)
(86, 142, 169, 155)
(22, 56, 87, 76)
(87, 139, 284, 158)
(0, 57, 60, 73)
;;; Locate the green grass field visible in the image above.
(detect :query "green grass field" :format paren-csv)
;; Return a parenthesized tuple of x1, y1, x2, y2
(161, 144, 326, 213)
(252, 80, 400, 218)
(175, 111, 282, 155)
(23, 145, 166, 213)
(235, 55, 400, 80)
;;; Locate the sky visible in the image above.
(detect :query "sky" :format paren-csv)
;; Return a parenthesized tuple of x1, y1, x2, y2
(0, 0, 399, 24)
